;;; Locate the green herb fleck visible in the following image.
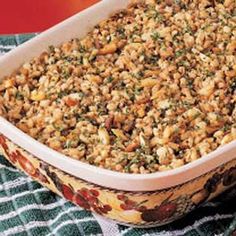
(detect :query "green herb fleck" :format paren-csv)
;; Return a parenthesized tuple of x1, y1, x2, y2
(175, 49, 185, 58)
(15, 91, 24, 100)
(135, 87, 143, 95)
(52, 123, 64, 132)
(106, 76, 114, 83)
(229, 79, 236, 94)
(64, 140, 72, 149)
(151, 32, 161, 41)
(58, 90, 69, 98)
(48, 45, 55, 53)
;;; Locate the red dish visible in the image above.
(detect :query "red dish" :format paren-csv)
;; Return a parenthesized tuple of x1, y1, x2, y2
(0, 0, 99, 34)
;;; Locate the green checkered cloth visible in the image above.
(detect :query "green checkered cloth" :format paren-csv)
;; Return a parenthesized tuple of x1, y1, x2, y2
(0, 34, 236, 236)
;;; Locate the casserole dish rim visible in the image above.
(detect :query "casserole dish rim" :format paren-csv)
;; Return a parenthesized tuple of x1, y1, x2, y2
(1, 113, 236, 192)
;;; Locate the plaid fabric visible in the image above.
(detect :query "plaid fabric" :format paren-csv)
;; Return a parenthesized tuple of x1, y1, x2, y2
(0, 34, 236, 236)
(0, 34, 38, 55)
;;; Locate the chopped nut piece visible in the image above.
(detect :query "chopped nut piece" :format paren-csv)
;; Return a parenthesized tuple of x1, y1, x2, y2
(105, 115, 114, 131)
(141, 78, 158, 87)
(98, 43, 117, 55)
(87, 75, 102, 85)
(98, 127, 110, 145)
(184, 33, 195, 47)
(198, 81, 215, 97)
(30, 90, 45, 101)
(112, 129, 128, 141)
(125, 141, 140, 152)
(4, 78, 15, 88)
(159, 47, 173, 59)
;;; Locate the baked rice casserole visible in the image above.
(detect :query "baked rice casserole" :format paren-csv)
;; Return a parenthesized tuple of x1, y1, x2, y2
(0, 0, 235, 174)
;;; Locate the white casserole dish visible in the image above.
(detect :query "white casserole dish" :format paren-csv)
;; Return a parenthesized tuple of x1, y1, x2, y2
(0, 0, 236, 227)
